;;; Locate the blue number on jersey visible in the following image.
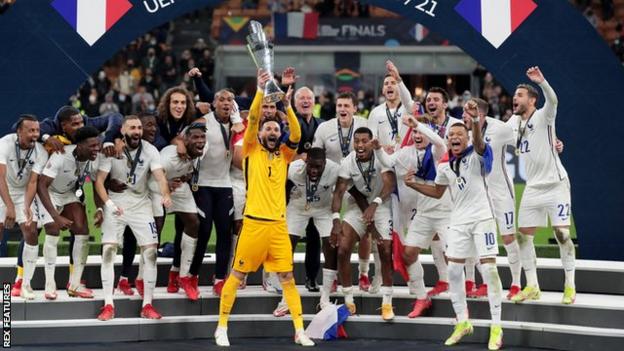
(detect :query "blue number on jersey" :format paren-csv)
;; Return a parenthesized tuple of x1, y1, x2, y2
(484, 232, 496, 246)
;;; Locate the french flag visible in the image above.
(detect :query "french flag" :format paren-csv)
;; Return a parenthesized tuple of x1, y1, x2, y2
(51, 0, 133, 46)
(455, 0, 537, 48)
(306, 304, 350, 340)
(274, 12, 319, 40)
(409, 24, 429, 43)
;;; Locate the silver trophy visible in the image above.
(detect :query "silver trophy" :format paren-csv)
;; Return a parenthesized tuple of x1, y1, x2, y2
(246, 21, 284, 103)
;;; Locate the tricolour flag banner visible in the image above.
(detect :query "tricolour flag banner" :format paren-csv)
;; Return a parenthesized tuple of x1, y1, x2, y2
(51, 0, 132, 46)
(455, 0, 537, 48)
(306, 304, 350, 341)
(274, 12, 319, 40)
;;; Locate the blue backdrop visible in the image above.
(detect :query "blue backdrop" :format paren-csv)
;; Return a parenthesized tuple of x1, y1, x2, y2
(0, 0, 622, 260)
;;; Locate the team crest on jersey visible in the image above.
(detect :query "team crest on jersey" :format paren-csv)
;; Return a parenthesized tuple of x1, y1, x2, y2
(291, 188, 303, 199)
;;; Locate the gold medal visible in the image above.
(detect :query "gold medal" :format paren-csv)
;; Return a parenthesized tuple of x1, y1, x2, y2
(192, 184, 199, 192)
(395, 135, 401, 144)
(304, 203, 311, 211)
(226, 150, 231, 159)
(515, 149, 521, 156)
(127, 176, 133, 184)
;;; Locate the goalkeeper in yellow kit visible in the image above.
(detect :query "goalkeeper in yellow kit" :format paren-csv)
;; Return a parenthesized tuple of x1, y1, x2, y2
(214, 70, 315, 347)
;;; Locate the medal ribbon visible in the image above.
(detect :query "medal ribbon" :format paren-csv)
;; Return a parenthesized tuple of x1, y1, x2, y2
(516, 110, 536, 150)
(385, 102, 402, 140)
(356, 153, 375, 192)
(219, 120, 232, 157)
(15, 140, 34, 180)
(123, 142, 143, 183)
(337, 119, 354, 158)
(191, 158, 201, 189)
(74, 159, 91, 192)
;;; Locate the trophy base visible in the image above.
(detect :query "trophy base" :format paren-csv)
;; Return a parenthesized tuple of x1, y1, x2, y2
(263, 92, 285, 104)
(263, 79, 285, 104)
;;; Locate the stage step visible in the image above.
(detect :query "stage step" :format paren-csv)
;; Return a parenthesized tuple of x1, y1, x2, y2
(9, 286, 624, 329)
(12, 314, 624, 351)
(1, 254, 624, 295)
(8, 285, 624, 350)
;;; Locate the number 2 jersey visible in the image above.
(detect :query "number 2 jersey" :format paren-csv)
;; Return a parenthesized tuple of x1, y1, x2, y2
(507, 80, 568, 187)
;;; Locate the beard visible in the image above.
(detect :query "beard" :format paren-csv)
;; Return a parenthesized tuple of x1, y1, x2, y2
(260, 135, 280, 152)
(124, 133, 141, 149)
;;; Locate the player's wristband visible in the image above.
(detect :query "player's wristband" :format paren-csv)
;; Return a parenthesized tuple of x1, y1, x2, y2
(96, 207, 103, 214)
(472, 117, 480, 123)
(373, 197, 383, 205)
(332, 212, 341, 220)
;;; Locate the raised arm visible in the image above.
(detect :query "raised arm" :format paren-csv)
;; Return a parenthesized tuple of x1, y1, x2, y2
(412, 117, 447, 160)
(189, 68, 213, 102)
(283, 86, 301, 146)
(243, 89, 263, 155)
(526, 66, 558, 123)
(387, 60, 415, 114)
(243, 70, 272, 155)
(371, 138, 397, 168)
(464, 100, 486, 155)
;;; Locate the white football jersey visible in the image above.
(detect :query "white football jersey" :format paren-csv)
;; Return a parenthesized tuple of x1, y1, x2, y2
(197, 112, 232, 187)
(482, 117, 516, 200)
(368, 101, 409, 148)
(312, 116, 368, 163)
(288, 159, 339, 211)
(507, 81, 567, 186)
(160, 145, 196, 181)
(428, 116, 463, 139)
(42, 145, 100, 195)
(230, 138, 245, 183)
(388, 146, 452, 219)
(339, 151, 393, 203)
(435, 146, 494, 225)
(0, 134, 48, 194)
(98, 140, 162, 208)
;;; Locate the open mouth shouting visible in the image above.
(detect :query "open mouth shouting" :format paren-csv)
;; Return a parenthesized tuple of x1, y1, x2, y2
(355, 146, 367, 160)
(126, 134, 142, 148)
(449, 139, 463, 155)
(266, 134, 279, 150)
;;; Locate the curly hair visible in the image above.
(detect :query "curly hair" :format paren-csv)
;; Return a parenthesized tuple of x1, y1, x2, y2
(157, 86, 196, 125)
